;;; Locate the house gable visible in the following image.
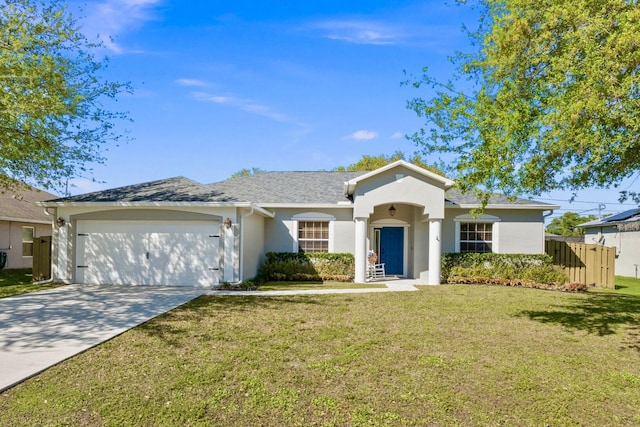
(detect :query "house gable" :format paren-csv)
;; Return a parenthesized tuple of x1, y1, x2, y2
(346, 161, 453, 219)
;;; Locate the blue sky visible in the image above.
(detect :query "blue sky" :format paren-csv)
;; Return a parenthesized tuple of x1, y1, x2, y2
(65, 0, 637, 221)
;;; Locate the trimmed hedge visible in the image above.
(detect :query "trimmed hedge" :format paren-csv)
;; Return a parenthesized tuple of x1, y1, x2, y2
(441, 252, 575, 291)
(258, 252, 355, 282)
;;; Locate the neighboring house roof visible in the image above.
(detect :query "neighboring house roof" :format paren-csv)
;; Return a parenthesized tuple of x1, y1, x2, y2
(0, 183, 57, 224)
(42, 168, 557, 210)
(577, 208, 640, 229)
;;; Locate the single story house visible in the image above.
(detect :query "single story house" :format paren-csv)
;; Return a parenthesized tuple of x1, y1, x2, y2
(577, 208, 640, 278)
(41, 161, 558, 287)
(0, 183, 55, 269)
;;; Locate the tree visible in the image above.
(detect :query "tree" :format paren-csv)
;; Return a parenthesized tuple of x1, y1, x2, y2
(546, 212, 596, 236)
(0, 0, 131, 191)
(333, 151, 445, 175)
(230, 167, 266, 178)
(407, 0, 640, 205)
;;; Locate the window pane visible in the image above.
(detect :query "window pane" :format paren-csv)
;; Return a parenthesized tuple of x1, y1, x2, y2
(22, 227, 34, 242)
(459, 222, 493, 253)
(298, 221, 329, 253)
(22, 242, 33, 257)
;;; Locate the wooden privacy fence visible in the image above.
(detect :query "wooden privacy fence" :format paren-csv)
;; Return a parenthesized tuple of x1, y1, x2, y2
(32, 235, 52, 282)
(545, 240, 615, 288)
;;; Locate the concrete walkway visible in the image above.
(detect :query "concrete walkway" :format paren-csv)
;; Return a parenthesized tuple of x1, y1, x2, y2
(205, 278, 423, 296)
(0, 279, 423, 392)
(0, 285, 203, 393)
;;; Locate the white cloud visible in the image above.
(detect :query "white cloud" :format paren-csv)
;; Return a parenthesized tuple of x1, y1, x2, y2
(175, 78, 210, 87)
(346, 130, 378, 141)
(391, 131, 404, 139)
(82, 0, 162, 54)
(309, 20, 401, 45)
(196, 93, 303, 126)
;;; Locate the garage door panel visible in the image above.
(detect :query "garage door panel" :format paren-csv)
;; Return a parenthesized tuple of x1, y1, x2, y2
(76, 220, 220, 287)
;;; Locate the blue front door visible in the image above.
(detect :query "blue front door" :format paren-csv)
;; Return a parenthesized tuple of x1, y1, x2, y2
(379, 227, 404, 275)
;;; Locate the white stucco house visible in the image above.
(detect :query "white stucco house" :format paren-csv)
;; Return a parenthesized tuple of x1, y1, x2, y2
(578, 208, 640, 278)
(40, 161, 558, 287)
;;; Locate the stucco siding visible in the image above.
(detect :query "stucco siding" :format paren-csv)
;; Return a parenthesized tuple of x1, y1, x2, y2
(264, 208, 354, 254)
(443, 209, 546, 254)
(241, 210, 265, 280)
(0, 220, 52, 269)
(497, 210, 545, 254)
(353, 169, 446, 219)
(411, 211, 430, 280)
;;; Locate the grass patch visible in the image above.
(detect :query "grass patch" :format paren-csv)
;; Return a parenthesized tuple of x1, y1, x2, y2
(1, 286, 640, 425)
(0, 269, 64, 299)
(256, 281, 387, 291)
(613, 276, 640, 296)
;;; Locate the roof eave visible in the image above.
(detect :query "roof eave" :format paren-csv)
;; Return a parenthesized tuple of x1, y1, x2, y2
(38, 201, 276, 217)
(257, 203, 353, 209)
(446, 203, 560, 210)
(0, 215, 53, 225)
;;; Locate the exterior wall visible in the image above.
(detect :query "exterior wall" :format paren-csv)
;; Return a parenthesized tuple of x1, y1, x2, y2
(0, 220, 52, 269)
(52, 206, 235, 284)
(443, 208, 546, 254)
(585, 226, 640, 278)
(264, 208, 354, 253)
(353, 168, 446, 219)
(240, 209, 265, 280)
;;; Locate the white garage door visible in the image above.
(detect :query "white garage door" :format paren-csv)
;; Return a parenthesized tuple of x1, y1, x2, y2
(75, 220, 220, 287)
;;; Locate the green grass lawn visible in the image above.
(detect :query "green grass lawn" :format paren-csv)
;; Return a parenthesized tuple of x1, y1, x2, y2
(612, 276, 640, 296)
(1, 284, 639, 426)
(0, 269, 64, 299)
(256, 281, 387, 291)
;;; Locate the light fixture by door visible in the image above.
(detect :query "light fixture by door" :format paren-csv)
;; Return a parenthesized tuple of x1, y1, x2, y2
(224, 217, 233, 229)
(388, 204, 396, 217)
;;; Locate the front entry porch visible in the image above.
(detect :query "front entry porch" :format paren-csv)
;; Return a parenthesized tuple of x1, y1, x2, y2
(353, 204, 443, 285)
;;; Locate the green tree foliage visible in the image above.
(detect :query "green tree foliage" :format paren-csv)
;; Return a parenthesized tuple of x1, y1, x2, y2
(407, 0, 640, 205)
(231, 167, 266, 178)
(546, 212, 597, 236)
(0, 0, 131, 190)
(333, 151, 445, 175)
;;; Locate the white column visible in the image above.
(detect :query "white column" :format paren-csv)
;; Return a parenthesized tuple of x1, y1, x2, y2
(428, 219, 442, 285)
(223, 223, 235, 282)
(354, 217, 368, 283)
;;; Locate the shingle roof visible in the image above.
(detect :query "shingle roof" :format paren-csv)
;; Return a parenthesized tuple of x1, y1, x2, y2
(44, 171, 555, 208)
(206, 171, 364, 204)
(45, 177, 240, 203)
(444, 188, 554, 207)
(0, 184, 57, 223)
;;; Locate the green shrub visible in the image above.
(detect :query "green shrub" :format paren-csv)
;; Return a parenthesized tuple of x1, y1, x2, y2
(442, 253, 576, 291)
(258, 252, 355, 282)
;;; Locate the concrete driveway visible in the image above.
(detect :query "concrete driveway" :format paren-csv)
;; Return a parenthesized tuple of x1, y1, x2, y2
(0, 284, 203, 392)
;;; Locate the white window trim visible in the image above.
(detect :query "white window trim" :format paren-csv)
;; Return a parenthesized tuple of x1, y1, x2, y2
(291, 212, 336, 253)
(453, 214, 500, 253)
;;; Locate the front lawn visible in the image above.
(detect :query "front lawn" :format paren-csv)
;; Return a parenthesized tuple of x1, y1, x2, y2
(1, 285, 639, 425)
(256, 281, 387, 291)
(0, 269, 64, 299)
(614, 276, 640, 296)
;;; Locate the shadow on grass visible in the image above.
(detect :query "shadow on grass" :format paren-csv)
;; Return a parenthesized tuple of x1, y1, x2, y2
(518, 292, 640, 351)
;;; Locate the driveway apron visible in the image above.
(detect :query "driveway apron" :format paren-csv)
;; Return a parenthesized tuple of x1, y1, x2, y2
(0, 284, 203, 392)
